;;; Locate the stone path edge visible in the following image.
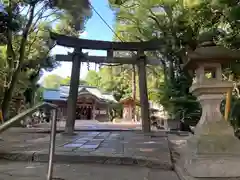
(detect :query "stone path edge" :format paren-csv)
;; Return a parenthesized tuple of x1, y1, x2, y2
(29, 129, 143, 134)
(0, 151, 173, 170)
(20, 130, 168, 138)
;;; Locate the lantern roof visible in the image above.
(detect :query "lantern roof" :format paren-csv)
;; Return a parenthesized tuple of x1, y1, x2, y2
(183, 41, 240, 70)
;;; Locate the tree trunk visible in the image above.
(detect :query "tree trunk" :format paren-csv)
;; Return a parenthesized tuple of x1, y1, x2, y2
(168, 59, 175, 83)
(30, 87, 36, 107)
(1, 5, 35, 120)
(2, 67, 21, 119)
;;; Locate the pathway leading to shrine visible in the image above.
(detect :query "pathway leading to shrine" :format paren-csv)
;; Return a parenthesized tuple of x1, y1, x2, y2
(0, 129, 172, 170)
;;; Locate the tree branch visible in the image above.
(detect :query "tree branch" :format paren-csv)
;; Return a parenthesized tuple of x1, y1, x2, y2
(27, 29, 40, 55)
(148, 8, 163, 30)
(17, 4, 36, 68)
(40, 9, 59, 19)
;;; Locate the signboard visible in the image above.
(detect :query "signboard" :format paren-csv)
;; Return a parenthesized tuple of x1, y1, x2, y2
(100, 110, 107, 115)
(77, 96, 94, 104)
(94, 110, 107, 115)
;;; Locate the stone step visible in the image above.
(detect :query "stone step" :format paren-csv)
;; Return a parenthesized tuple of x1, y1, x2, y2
(0, 151, 173, 170)
(0, 161, 180, 180)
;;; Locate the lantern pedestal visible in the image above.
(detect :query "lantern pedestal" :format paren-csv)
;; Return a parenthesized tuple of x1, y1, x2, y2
(176, 80, 240, 179)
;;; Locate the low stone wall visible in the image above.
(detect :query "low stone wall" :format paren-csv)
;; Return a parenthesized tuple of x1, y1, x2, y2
(95, 114, 110, 122)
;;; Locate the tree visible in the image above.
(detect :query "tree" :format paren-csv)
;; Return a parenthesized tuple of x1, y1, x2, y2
(42, 74, 63, 89)
(84, 66, 132, 101)
(84, 70, 101, 87)
(108, 0, 240, 124)
(0, 0, 92, 119)
(42, 74, 88, 89)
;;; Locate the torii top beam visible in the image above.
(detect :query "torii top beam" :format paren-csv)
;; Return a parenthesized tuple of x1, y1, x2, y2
(50, 32, 161, 51)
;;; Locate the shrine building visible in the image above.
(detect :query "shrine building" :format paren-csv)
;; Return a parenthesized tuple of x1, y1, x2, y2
(43, 85, 118, 121)
(120, 97, 140, 122)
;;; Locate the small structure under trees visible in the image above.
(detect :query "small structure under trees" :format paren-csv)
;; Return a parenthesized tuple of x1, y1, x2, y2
(120, 96, 140, 122)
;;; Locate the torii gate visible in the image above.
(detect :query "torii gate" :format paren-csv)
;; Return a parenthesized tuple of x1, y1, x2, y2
(50, 32, 161, 134)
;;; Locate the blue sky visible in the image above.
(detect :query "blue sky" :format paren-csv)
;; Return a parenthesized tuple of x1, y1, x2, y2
(41, 0, 115, 81)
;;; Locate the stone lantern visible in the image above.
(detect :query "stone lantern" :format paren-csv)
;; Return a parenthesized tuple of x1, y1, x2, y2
(177, 40, 240, 179)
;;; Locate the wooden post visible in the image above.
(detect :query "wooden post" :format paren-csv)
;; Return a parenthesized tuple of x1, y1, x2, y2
(65, 50, 81, 134)
(0, 109, 3, 124)
(137, 51, 150, 133)
(225, 74, 234, 121)
(225, 88, 232, 121)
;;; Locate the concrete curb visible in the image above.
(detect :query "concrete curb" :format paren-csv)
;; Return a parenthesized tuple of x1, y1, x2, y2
(0, 151, 173, 170)
(20, 129, 143, 134)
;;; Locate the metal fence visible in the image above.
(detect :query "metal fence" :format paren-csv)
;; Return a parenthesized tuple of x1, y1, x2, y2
(0, 102, 58, 180)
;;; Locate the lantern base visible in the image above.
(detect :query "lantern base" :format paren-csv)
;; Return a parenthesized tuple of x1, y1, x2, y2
(176, 81, 240, 179)
(175, 154, 240, 179)
(179, 123, 240, 177)
(175, 120, 240, 179)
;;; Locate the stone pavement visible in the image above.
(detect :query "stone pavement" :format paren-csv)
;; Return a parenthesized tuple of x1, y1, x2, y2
(0, 161, 179, 180)
(33, 120, 144, 131)
(0, 129, 172, 170)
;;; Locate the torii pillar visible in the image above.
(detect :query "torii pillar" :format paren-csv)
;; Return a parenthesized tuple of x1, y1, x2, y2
(65, 49, 82, 134)
(137, 51, 150, 133)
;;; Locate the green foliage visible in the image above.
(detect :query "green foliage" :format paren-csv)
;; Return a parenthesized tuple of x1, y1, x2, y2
(52, 0, 92, 31)
(0, 0, 92, 118)
(108, 0, 240, 125)
(42, 74, 63, 89)
(84, 70, 101, 87)
(108, 0, 200, 122)
(84, 66, 131, 101)
(42, 74, 87, 89)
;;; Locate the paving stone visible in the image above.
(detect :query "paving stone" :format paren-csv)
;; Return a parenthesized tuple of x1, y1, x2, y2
(77, 139, 104, 149)
(74, 148, 94, 152)
(94, 136, 106, 139)
(74, 139, 88, 143)
(94, 148, 118, 153)
(74, 137, 93, 142)
(64, 143, 85, 148)
(85, 132, 100, 137)
(100, 140, 118, 146)
(95, 132, 111, 138)
(107, 133, 121, 140)
(80, 144, 100, 149)
(100, 132, 111, 136)
(88, 139, 105, 143)
(99, 140, 124, 154)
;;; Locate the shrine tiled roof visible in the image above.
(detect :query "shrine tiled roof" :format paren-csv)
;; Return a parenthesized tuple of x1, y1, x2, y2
(43, 85, 118, 103)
